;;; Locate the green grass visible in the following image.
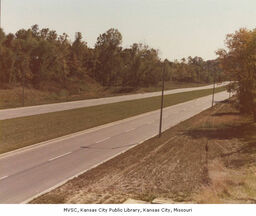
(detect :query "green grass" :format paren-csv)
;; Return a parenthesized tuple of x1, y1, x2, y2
(0, 86, 226, 154)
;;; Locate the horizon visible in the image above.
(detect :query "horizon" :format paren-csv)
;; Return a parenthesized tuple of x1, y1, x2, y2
(1, 0, 256, 61)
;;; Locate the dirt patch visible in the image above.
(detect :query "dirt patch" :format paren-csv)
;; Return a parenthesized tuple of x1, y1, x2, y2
(31, 100, 256, 204)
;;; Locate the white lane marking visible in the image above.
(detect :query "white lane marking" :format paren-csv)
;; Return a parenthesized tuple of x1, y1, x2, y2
(0, 176, 8, 181)
(125, 128, 136, 133)
(48, 152, 72, 162)
(95, 137, 111, 144)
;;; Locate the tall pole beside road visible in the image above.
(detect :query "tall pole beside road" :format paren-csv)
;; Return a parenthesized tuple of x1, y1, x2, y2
(159, 61, 165, 138)
(22, 68, 25, 106)
(212, 72, 216, 107)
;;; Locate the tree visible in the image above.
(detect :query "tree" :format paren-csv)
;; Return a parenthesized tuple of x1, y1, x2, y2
(68, 32, 89, 78)
(95, 28, 122, 86)
(217, 28, 256, 121)
(120, 43, 161, 87)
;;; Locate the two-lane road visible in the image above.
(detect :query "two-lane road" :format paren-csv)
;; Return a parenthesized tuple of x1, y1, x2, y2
(0, 91, 229, 203)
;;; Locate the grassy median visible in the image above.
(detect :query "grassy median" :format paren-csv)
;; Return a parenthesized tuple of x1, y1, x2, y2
(0, 86, 226, 154)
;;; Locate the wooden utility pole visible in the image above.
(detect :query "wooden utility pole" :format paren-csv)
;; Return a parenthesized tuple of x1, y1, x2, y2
(212, 72, 216, 107)
(159, 62, 165, 138)
(22, 68, 25, 107)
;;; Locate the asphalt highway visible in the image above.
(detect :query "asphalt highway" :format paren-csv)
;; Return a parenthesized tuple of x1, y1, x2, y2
(0, 91, 229, 203)
(0, 82, 228, 120)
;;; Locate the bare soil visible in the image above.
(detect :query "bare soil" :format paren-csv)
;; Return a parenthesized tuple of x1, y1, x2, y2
(31, 99, 256, 204)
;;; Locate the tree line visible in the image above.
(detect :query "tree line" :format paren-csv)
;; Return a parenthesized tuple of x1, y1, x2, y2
(217, 28, 256, 122)
(0, 25, 225, 91)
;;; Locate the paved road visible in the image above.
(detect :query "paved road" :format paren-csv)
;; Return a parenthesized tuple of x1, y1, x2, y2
(0, 91, 229, 203)
(0, 82, 228, 120)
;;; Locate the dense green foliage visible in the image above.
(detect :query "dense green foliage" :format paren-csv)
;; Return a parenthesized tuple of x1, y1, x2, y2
(217, 28, 256, 121)
(0, 25, 225, 91)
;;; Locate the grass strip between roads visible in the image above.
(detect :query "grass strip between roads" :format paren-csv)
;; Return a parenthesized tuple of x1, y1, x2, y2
(0, 86, 226, 154)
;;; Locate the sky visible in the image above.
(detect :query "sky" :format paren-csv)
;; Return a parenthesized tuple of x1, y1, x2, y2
(1, 0, 256, 60)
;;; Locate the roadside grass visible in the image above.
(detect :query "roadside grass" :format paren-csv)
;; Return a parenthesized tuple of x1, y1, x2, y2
(30, 96, 256, 204)
(195, 157, 256, 204)
(0, 86, 225, 154)
(0, 81, 208, 109)
(191, 102, 256, 203)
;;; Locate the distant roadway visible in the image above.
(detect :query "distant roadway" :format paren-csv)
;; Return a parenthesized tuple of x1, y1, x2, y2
(0, 82, 228, 120)
(0, 91, 229, 203)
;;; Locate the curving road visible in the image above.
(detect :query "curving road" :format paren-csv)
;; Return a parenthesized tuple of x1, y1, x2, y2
(0, 82, 228, 120)
(0, 91, 229, 203)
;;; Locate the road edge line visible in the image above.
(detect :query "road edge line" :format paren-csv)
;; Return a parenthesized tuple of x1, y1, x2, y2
(22, 135, 158, 204)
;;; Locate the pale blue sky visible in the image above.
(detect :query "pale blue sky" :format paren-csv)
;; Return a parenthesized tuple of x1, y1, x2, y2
(1, 0, 256, 60)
